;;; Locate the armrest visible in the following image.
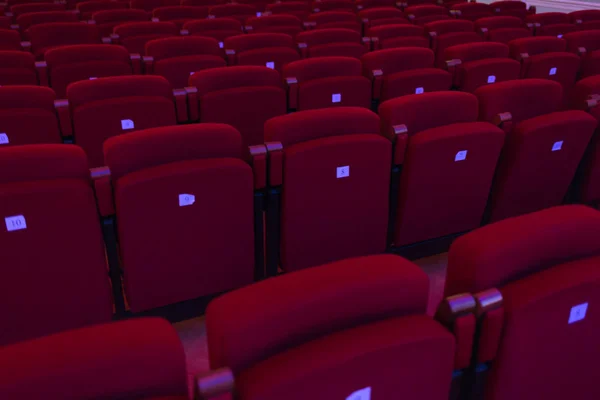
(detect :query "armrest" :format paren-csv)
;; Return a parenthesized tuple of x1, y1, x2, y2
(586, 94, 600, 110)
(492, 112, 512, 133)
(265, 142, 283, 187)
(194, 368, 235, 400)
(297, 41, 308, 57)
(474, 288, 504, 363)
(225, 49, 236, 65)
(449, 10, 461, 17)
(249, 144, 267, 190)
(391, 124, 408, 166)
(578, 46, 588, 57)
(435, 293, 477, 370)
(10, 24, 19, 30)
(129, 53, 141, 74)
(54, 99, 72, 137)
(369, 36, 380, 50)
(285, 77, 298, 110)
(184, 86, 199, 121)
(21, 41, 31, 52)
(180, 29, 189, 35)
(142, 55, 154, 74)
(173, 88, 188, 123)
(362, 36, 371, 51)
(101, 37, 112, 44)
(303, 21, 317, 29)
(90, 166, 115, 217)
(396, 1, 407, 9)
(370, 68, 383, 100)
(244, 24, 253, 32)
(35, 61, 49, 86)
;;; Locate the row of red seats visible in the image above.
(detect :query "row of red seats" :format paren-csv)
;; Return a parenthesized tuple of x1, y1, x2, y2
(2, 205, 599, 399)
(2, 79, 600, 346)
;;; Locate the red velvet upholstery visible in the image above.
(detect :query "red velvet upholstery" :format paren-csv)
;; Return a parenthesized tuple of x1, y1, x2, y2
(145, 36, 225, 88)
(0, 17, 9, 30)
(366, 24, 424, 50)
(27, 22, 100, 59)
(10, 3, 65, 18)
(570, 9, 600, 24)
(361, 48, 452, 100)
(265, 2, 311, 21)
(576, 105, 600, 204)
(0, 318, 188, 399)
(182, 18, 243, 44)
(434, 31, 483, 67)
(508, 36, 567, 58)
(0, 145, 113, 345)
(564, 30, 600, 77)
(189, 65, 286, 146)
(444, 42, 520, 92)
(296, 28, 366, 58)
(0, 51, 38, 86)
(355, 0, 397, 11)
(153, 6, 210, 28)
(358, 7, 406, 26)
(182, 0, 225, 6)
(208, 3, 257, 22)
(225, 32, 299, 71)
(526, 11, 569, 27)
(571, 74, 600, 109)
(0, 29, 23, 51)
(535, 23, 577, 37)
(0, 86, 61, 145)
(311, 0, 354, 13)
(424, 19, 475, 36)
(104, 124, 256, 312)
(450, 3, 493, 21)
(475, 16, 524, 34)
(91, 9, 150, 38)
(245, 14, 303, 36)
(130, 0, 179, 12)
(489, 1, 528, 19)
(45, 44, 133, 97)
(488, 27, 531, 44)
(113, 21, 179, 54)
(405, 5, 447, 20)
(17, 11, 78, 33)
(264, 108, 389, 271)
(306, 11, 359, 31)
(68, 75, 177, 167)
(77, 0, 128, 20)
(283, 56, 371, 110)
(413, 14, 452, 26)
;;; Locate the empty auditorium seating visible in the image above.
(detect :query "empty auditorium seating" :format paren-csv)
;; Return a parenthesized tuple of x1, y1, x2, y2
(0, 318, 189, 399)
(16, 11, 78, 35)
(0, 51, 39, 85)
(10, 3, 66, 19)
(509, 36, 580, 98)
(144, 36, 225, 88)
(379, 92, 504, 246)
(182, 18, 242, 45)
(295, 28, 368, 58)
(182, 0, 224, 6)
(367, 24, 427, 50)
(355, 0, 397, 10)
(27, 22, 101, 59)
(311, 0, 354, 13)
(358, 6, 406, 28)
(111, 21, 179, 54)
(130, 0, 178, 12)
(265, 2, 311, 21)
(152, 6, 210, 28)
(0, 29, 24, 51)
(188, 66, 286, 145)
(203, 254, 456, 399)
(100, 124, 260, 312)
(76, 0, 128, 21)
(305, 11, 361, 32)
(526, 11, 569, 27)
(405, 5, 448, 25)
(425, 19, 475, 38)
(444, 205, 600, 400)
(90, 9, 150, 38)
(224, 32, 299, 71)
(489, 0, 532, 20)
(564, 30, 600, 78)
(475, 79, 596, 222)
(361, 47, 452, 101)
(433, 31, 483, 67)
(0, 144, 113, 345)
(42, 44, 136, 97)
(208, 3, 257, 22)
(450, 2, 493, 21)
(570, 9, 600, 30)
(0, 86, 62, 145)
(475, 16, 531, 43)
(283, 56, 371, 110)
(245, 14, 303, 36)
(0, 17, 9, 30)
(66, 75, 182, 167)
(444, 42, 521, 92)
(536, 22, 577, 37)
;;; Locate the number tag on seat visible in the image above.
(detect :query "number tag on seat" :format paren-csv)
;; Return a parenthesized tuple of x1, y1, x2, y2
(5, 215, 26, 232)
(455, 150, 467, 162)
(121, 119, 135, 130)
(487, 75, 496, 83)
(552, 141, 563, 151)
(332, 93, 341, 103)
(347, 387, 371, 400)
(549, 67, 557, 76)
(415, 87, 424, 94)
(569, 303, 588, 324)
(0, 133, 8, 144)
(337, 166, 350, 179)
(179, 194, 195, 207)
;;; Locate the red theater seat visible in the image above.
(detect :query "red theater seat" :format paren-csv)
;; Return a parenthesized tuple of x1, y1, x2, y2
(564, 29, 600, 78)
(265, 2, 311, 21)
(152, 6, 210, 28)
(0, 51, 39, 85)
(129, 0, 179, 12)
(475, 15, 524, 35)
(224, 32, 299, 71)
(0, 86, 62, 145)
(27, 22, 100, 59)
(100, 124, 260, 312)
(188, 66, 286, 146)
(0, 318, 188, 399)
(489, 1, 530, 19)
(182, 18, 243, 45)
(355, 0, 396, 10)
(283, 56, 371, 110)
(358, 7, 407, 28)
(76, 0, 129, 21)
(10, 3, 66, 19)
(535, 22, 577, 37)
(450, 2, 493, 21)
(204, 254, 455, 399)
(444, 42, 521, 92)
(361, 47, 452, 101)
(111, 21, 179, 54)
(526, 11, 569, 28)
(0, 145, 113, 345)
(16, 11, 77, 35)
(475, 79, 596, 222)
(66, 75, 181, 167)
(444, 205, 600, 400)
(43, 44, 135, 97)
(570, 9, 600, 25)
(405, 5, 448, 25)
(305, 11, 361, 32)
(263, 109, 390, 272)
(424, 19, 475, 38)
(245, 14, 303, 36)
(208, 3, 257, 23)
(0, 29, 24, 51)
(367, 24, 426, 50)
(145, 36, 225, 89)
(379, 92, 504, 246)
(311, 0, 355, 13)
(90, 9, 150, 38)
(433, 31, 482, 67)
(295, 28, 369, 58)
